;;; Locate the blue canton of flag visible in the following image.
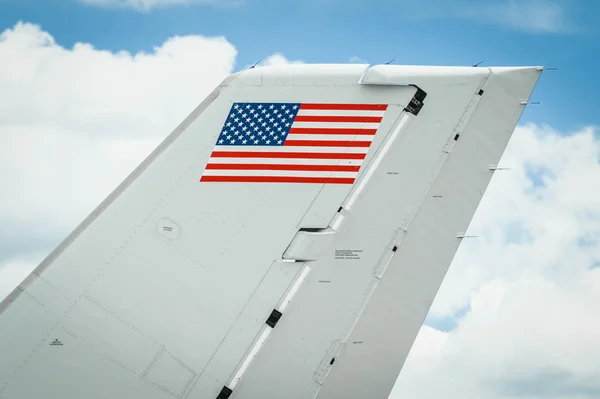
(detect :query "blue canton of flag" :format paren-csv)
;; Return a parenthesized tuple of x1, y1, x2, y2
(216, 103, 301, 146)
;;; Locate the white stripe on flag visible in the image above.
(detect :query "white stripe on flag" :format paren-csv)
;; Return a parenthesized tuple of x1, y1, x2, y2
(290, 122, 381, 130)
(296, 109, 386, 117)
(207, 157, 364, 165)
(211, 146, 370, 154)
(285, 134, 374, 141)
(202, 169, 357, 178)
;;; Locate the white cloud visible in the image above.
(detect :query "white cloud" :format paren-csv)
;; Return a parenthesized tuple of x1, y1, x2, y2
(0, 258, 40, 301)
(348, 56, 368, 64)
(239, 53, 303, 70)
(78, 0, 240, 11)
(428, 124, 600, 318)
(261, 53, 304, 67)
(466, 0, 571, 33)
(1, 21, 599, 399)
(403, 0, 573, 34)
(391, 123, 600, 399)
(0, 21, 237, 269)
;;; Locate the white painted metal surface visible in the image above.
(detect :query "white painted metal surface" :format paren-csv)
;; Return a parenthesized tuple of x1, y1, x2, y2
(0, 64, 542, 399)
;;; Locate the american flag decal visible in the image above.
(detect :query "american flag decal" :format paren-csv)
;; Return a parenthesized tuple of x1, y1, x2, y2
(200, 102, 388, 184)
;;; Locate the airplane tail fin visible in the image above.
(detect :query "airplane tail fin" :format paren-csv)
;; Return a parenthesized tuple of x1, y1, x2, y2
(0, 64, 542, 399)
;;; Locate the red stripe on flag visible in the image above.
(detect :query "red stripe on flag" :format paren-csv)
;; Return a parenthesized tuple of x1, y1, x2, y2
(284, 140, 372, 147)
(210, 151, 367, 159)
(200, 176, 355, 184)
(288, 128, 377, 135)
(205, 163, 360, 172)
(294, 115, 383, 123)
(300, 103, 388, 111)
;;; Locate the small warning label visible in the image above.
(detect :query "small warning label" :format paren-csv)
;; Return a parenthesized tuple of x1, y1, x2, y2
(335, 249, 363, 260)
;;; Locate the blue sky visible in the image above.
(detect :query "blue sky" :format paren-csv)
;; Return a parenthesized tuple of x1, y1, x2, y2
(2, 2, 600, 398)
(1, 0, 599, 131)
